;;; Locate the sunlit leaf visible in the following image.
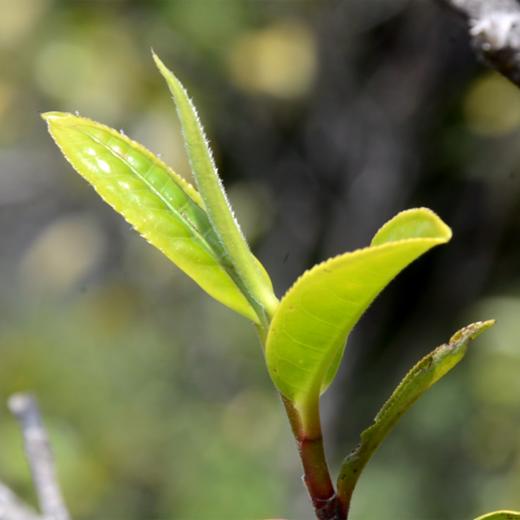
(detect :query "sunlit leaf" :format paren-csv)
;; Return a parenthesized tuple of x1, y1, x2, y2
(153, 52, 278, 323)
(265, 208, 452, 427)
(474, 511, 520, 520)
(43, 112, 260, 322)
(336, 320, 494, 509)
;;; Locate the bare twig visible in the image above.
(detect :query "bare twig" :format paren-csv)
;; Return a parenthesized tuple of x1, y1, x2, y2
(8, 394, 69, 520)
(439, 0, 520, 86)
(0, 482, 40, 520)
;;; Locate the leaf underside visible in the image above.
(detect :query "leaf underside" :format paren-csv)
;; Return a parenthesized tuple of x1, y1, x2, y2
(265, 208, 452, 419)
(43, 112, 260, 322)
(337, 320, 494, 504)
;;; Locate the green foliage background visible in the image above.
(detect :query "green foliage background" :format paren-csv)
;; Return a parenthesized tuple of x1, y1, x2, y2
(1, 1, 520, 519)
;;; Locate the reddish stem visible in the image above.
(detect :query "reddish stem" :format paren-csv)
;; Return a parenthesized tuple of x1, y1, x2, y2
(282, 398, 344, 520)
(299, 436, 342, 519)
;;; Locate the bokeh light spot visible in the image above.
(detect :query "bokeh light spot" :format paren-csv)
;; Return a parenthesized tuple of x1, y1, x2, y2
(19, 214, 106, 294)
(0, 0, 48, 47)
(227, 20, 317, 99)
(465, 72, 520, 136)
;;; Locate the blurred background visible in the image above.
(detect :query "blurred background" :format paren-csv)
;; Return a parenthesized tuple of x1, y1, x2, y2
(1, 0, 520, 518)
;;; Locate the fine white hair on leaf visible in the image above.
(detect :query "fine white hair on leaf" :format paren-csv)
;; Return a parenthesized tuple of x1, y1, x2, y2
(177, 88, 247, 240)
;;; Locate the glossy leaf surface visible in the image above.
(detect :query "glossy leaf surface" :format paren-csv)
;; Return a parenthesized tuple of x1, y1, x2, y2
(153, 52, 278, 322)
(475, 512, 520, 520)
(337, 320, 494, 507)
(265, 208, 452, 421)
(43, 112, 260, 322)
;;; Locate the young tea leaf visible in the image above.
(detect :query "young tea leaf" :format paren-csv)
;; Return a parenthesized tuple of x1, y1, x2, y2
(43, 112, 260, 322)
(336, 320, 494, 510)
(475, 512, 520, 520)
(265, 208, 452, 431)
(152, 52, 278, 324)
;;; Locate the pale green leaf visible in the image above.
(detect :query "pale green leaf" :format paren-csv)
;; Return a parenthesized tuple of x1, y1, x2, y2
(474, 511, 520, 520)
(43, 111, 260, 322)
(265, 208, 452, 426)
(153, 52, 278, 324)
(336, 320, 494, 508)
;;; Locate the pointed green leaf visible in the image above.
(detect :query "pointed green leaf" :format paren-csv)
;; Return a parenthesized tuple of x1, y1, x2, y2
(152, 52, 278, 323)
(475, 512, 520, 520)
(43, 111, 260, 322)
(265, 208, 452, 425)
(337, 320, 494, 507)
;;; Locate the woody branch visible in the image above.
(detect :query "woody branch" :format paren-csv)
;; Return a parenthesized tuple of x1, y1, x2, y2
(439, 0, 520, 86)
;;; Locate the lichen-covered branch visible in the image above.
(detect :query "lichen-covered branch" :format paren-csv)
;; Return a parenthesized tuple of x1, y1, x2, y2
(439, 0, 520, 86)
(8, 394, 69, 520)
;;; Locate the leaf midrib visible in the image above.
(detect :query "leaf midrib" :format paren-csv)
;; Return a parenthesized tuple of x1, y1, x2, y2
(80, 125, 222, 261)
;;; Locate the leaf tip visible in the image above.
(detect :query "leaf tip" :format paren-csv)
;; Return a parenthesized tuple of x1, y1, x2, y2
(152, 51, 188, 103)
(371, 207, 452, 247)
(41, 111, 65, 122)
(449, 319, 495, 344)
(152, 50, 170, 79)
(41, 112, 78, 129)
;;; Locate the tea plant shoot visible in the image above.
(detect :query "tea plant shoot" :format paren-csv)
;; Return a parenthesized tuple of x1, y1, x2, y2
(44, 53, 507, 520)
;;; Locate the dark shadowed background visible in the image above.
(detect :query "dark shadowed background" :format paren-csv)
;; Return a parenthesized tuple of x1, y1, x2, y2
(1, 0, 520, 518)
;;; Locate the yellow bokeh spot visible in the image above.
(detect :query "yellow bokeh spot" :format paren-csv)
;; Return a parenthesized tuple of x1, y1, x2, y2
(0, 0, 48, 47)
(464, 72, 520, 136)
(228, 20, 317, 99)
(34, 25, 142, 120)
(19, 214, 106, 294)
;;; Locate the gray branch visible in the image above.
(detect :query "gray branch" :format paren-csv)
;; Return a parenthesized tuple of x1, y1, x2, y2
(8, 395, 69, 520)
(439, 0, 520, 86)
(0, 483, 40, 520)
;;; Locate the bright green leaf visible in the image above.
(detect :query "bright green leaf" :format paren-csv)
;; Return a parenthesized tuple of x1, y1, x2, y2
(265, 208, 452, 428)
(42, 111, 260, 322)
(474, 511, 520, 520)
(336, 320, 494, 508)
(153, 52, 278, 324)
(371, 206, 454, 245)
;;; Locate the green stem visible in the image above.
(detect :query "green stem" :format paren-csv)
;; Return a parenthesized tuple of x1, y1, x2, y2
(336, 447, 365, 518)
(282, 398, 343, 520)
(256, 301, 341, 518)
(337, 436, 378, 518)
